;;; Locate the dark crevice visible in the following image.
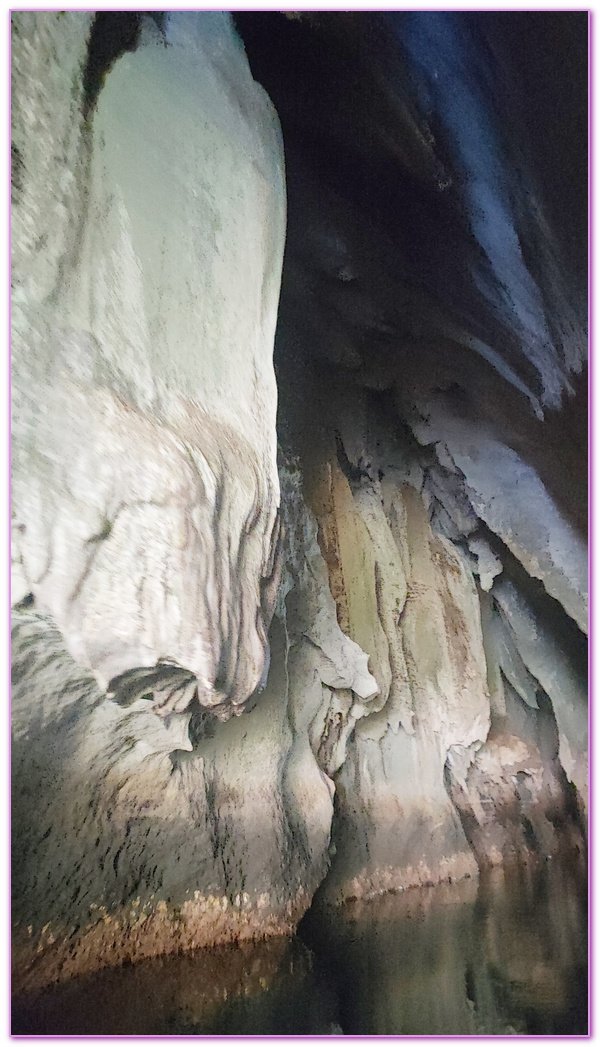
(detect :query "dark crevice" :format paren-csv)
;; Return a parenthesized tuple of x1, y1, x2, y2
(334, 431, 363, 488)
(13, 592, 34, 611)
(11, 142, 23, 198)
(492, 529, 587, 676)
(81, 13, 164, 119)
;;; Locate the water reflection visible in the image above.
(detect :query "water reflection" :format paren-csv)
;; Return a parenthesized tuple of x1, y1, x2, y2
(302, 856, 588, 1036)
(12, 857, 587, 1035)
(11, 935, 340, 1036)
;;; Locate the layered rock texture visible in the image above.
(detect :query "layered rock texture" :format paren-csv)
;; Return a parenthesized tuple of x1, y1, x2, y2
(12, 10, 284, 713)
(240, 8, 587, 892)
(12, 11, 587, 993)
(12, 10, 291, 990)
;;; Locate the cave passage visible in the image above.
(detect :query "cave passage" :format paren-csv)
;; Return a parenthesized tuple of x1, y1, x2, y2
(10, 9, 588, 1035)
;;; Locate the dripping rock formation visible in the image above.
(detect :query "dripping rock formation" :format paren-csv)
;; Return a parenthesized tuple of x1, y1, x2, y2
(11, 10, 587, 993)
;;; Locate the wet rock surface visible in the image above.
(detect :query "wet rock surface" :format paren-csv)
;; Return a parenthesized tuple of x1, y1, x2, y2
(12, 857, 587, 1036)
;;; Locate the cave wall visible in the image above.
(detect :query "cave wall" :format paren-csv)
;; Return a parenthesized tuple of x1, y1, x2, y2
(300, 430, 490, 899)
(247, 8, 587, 860)
(11, 9, 382, 994)
(276, 375, 585, 901)
(11, 10, 587, 992)
(12, 11, 284, 711)
(11, 10, 295, 990)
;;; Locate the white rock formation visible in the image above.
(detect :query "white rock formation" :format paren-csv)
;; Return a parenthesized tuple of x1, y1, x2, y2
(412, 407, 588, 634)
(11, 12, 286, 717)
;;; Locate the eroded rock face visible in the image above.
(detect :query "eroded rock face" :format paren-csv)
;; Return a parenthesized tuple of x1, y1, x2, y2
(271, 337, 585, 898)
(12, 9, 288, 989)
(411, 407, 588, 634)
(10, 609, 318, 992)
(301, 450, 490, 900)
(244, 9, 587, 870)
(11, 11, 285, 716)
(10, 459, 382, 993)
(11, 9, 587, 996)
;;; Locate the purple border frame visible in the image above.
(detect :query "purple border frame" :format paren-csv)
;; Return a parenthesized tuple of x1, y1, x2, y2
(587, 7, 593, 1042)
(8, 6, 13, 1036)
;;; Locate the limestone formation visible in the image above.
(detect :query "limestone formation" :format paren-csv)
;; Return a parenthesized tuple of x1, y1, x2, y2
(299, 439, 490, 902)
(412, 407, 588, 635)
(11, 11, 285, 717)
(12, 9, 287, 988)
(11, 10, 587, 1001)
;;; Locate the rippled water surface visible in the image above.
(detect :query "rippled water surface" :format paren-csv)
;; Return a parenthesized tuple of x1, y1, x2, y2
(12, 858, 587, 1036)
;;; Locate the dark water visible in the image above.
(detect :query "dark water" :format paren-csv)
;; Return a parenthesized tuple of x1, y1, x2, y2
(12, 858, 588, 1036)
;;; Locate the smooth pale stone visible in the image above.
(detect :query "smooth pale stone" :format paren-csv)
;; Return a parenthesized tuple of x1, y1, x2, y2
(12, 13, 286, 714)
